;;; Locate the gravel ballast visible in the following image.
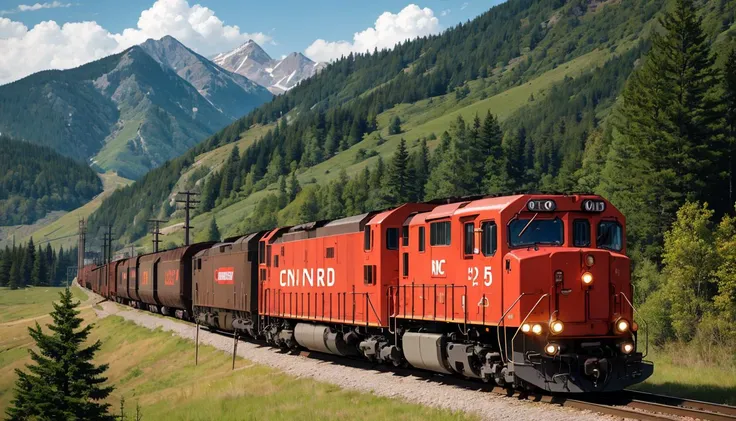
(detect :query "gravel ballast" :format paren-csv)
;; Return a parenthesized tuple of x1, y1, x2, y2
(93, 298, 617, 421)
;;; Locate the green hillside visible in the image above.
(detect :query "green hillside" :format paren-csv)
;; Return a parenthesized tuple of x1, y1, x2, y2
(90, 0, 671, 246)
(0, 136, 103, 226)
(0, 41, 271, 180)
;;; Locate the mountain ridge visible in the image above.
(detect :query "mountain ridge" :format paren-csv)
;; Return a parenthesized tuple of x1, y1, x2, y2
(212, 40, 327, 94)
(0, 36, 272, 180)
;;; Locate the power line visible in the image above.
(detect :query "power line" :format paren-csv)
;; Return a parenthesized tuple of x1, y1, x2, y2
(176, 191, 200, 246)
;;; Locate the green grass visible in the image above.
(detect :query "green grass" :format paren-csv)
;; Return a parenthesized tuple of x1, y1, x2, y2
(154, 48, 616, 242)
(0, 295, 477, 421)
(11, 172, 132, 250)
(632, 344, 736, 405)
(0, 286, 87, 323)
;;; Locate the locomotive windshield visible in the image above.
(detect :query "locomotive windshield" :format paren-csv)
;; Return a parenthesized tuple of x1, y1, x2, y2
(508, 217, 564, 247)
(597, 221, 623, 251)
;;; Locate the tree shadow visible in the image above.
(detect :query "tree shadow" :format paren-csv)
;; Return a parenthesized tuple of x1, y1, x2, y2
(631, 382, 736, 406)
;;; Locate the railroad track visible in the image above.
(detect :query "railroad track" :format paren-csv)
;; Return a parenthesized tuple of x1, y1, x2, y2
(99, 293, 736, 421)
(553, 389, 736, 420)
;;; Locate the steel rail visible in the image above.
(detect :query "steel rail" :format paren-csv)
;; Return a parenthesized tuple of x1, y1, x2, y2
(84, 284, 736, 421)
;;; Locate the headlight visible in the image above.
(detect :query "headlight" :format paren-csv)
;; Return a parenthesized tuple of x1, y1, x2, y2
(581, 272, 594, 285)
(615, 318, 630, 333)
(550, 320, 564, 334)
(586, 255, 595, 266)
(544, 343, 559, 355)
(521, 323, 531, 333)
(532, 324, 543, 335)
(621, 342, 634, 354)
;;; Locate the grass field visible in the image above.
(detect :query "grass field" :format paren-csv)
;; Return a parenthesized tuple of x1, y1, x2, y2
(0, 287, 475, 421)
(7, 172, 133, 250)
(631, 345, 736, 405)
(0, 286, 87, 323)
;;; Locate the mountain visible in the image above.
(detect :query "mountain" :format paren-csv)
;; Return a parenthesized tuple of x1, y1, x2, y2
(90, 0, 735, 248)
(0, 135, 103, 226)
(212, 40, 327, 94)
(139, 36, 271, 119)
(0, 37, 272, 180)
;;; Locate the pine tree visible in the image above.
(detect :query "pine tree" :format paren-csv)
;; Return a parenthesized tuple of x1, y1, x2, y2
(480, 111, 506, 193)
(278, 175, 288, 208)
(599, 0, 720, 257)
(298, 188, 320, 223)
(288, 171, 301, 202)
(21, 238, 35, 287)
(0, 246, 10, 287)
(6, 288, 115, 420)
(387, 138, 411, 204)
(9, 259, 20, 290)
(724, 49, 736, 206)
(412, 139, 430, 201)
(31, 246, 48, 286)
(388, 116, 402, 135)
(205, 217, 221, 242)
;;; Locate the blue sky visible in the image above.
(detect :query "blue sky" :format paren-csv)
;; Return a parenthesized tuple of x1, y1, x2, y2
(0, 0, 500, 58)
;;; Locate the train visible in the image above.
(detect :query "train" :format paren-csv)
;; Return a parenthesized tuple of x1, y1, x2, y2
(81, 194, 653, 393)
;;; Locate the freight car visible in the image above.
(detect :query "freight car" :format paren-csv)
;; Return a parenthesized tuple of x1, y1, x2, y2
(86, 194, 652, 394)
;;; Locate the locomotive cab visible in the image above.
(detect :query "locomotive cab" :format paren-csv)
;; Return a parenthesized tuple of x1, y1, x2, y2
(503, 196, 653, 392)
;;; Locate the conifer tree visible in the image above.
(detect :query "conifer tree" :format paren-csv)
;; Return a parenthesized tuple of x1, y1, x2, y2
(298, 188, 320, 223)
(480, 111, 506, 193)
(599, 0, 720, 257)
(388, 116, 402, 135)
(724, 49, 736, 206)
(205, 217, 221, 242)
(31, 246, 48, 286)
(387, 138, 411, 204)
(9, 259, 20, 290)
(278, 175, 288, 208)
(411, 139, 430, 201)
(6, 288, 115, 421)
(288, 171, 301, 202)
(21, 238, 35, 287)
(0, 246, 10, 287)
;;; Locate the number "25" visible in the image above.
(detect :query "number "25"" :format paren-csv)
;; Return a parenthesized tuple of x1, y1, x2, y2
(468, 267, 492, 287)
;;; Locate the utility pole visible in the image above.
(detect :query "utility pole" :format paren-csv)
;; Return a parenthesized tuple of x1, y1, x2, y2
(77, 219, 86, 271)
(148, 219, 167, 253)
(176, 191, 200, 246)
(107, 224, 113, 263)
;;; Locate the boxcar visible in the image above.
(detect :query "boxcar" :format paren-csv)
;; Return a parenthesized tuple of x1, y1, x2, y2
(192, 233, 264, 334)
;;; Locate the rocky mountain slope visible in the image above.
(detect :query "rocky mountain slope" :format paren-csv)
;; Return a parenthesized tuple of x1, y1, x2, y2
(212, 40, 327, 94)
(0, 37, 272, 180)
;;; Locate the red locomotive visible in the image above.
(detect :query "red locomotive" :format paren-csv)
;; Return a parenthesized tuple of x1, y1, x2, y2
(84, 194, 653, 393)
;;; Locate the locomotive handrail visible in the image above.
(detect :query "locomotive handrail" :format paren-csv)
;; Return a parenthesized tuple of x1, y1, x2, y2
(619, 292, 649, 358)
(387, 284, 469, 335)
(495, 292, 527, 364)
(509, 293, 550, 368)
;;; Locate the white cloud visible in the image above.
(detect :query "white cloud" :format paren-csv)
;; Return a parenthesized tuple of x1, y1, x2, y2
(18, 2, 71, 12)
(460, 2, 469, 10)
(0, 0, 270, 85)
(305, 4, 440, 63)
(440, 9, 451, 16)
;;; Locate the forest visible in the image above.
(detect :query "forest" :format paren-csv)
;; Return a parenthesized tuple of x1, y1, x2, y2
(86, 0, 736, 363)
(0, 136, 103, 225)
(0, 237, 78, 289)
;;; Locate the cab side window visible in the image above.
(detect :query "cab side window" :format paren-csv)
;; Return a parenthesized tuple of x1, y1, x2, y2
(430, 221, 451, 246)
(481, 221, 497, 256)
